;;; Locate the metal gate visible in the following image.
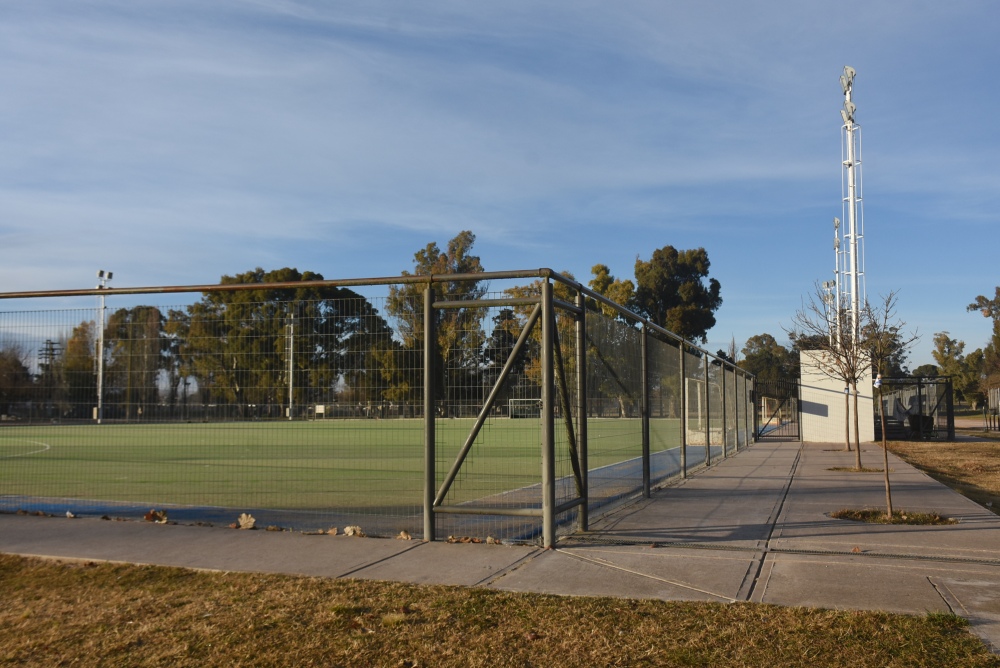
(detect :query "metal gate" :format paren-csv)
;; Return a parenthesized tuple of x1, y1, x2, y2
(754, 379, 800, 440)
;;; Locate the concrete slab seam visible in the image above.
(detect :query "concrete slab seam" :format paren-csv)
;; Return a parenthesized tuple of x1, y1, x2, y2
(745, 443, 802, 601)
(472, 548, 545, 588)
(558, 539, 1000, 568)
(553, 547, 736, 603)
(331, 541, 427, 579)
(927, 576, 963, 616)
(736, 552, 767, 602)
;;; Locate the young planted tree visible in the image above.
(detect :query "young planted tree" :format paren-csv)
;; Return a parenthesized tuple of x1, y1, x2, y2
(865, 292, 918, 519)
(789, 283, 869, 465)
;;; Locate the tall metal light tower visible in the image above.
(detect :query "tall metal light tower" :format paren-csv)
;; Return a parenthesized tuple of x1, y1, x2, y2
(838, 66, 865, 342)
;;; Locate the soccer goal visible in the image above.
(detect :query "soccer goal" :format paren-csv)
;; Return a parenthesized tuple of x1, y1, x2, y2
(685, 377, 725, 439)
(508, 398, 542, 418)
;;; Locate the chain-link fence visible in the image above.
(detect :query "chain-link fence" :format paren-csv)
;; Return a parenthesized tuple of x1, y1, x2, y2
(0, 270, 753, 545)
(875, 377, 955, 441)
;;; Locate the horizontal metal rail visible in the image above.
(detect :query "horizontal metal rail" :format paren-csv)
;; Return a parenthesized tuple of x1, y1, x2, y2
(0, 266, 750, 381)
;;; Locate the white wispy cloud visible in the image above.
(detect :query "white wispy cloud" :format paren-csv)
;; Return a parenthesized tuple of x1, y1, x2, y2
(1, 0, 998, 363)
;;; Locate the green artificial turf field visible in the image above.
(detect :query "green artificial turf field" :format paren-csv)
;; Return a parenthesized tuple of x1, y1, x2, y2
(0, 417, 683, 513)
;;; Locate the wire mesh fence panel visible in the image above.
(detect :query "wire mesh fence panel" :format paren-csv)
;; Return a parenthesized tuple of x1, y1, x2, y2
(707, 360, 724, 462)
(648, 335, 683, 485)
(736, 373, 748, 449)
(683, 348, 708, 470)
(1, 273, 755, 544)
(431, 292, 550, 542)
(584, 310, 644, 517)
(0, 293, 431, 535)
(725, 366, 738, 452)
(550, 306, 584, 540)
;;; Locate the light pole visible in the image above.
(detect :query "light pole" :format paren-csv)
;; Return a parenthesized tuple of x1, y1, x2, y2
(839, 65, 865, 342)
(96, 270, 112, 423)
(287, 312, 294, 421)
(821, 280, 836, 345)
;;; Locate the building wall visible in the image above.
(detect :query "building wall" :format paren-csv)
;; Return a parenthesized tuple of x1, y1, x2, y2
(800, 350, 874, 443)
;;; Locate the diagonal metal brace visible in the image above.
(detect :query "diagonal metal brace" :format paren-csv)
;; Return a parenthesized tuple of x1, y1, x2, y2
(434, 303, 541, 507)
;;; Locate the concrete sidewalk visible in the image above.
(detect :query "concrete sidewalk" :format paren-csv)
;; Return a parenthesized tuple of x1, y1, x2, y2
(4, 440, 1000, 649)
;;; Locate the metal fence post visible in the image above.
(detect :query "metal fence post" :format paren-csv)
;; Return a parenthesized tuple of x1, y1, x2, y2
(732, 368, 739, 451)
(946, 377, 955, 440)
(721, 363, 728, 458)
(704, 355, 711, 466)
(641, 326, 650, 497)
(575, 291, 589, 531)
(541, 280, 556, 548)
(423, 285, 436, 542)
(679, 343, 687, 478)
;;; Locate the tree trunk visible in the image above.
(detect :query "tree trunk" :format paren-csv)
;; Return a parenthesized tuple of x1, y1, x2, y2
(879, 385, 893, 519)
(844, 389, 852, 452)
(852, 381, 861, 470)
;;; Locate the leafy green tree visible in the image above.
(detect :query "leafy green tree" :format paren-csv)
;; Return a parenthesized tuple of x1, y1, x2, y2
(931, 332, 964, 378)
(386, 231, 487, 411)
(164, 309, 193, 416)
(930, 332, 985, 406)
(739, 333, 798, 383)
(0, 346, 32, 416)
(788, 332, 829, 354)
(910, 363, 939, 378)
(961, 349, 987, 409)
(967, 287, 1000, 397)
(632, 246, 721, 343)
(502, 272, 578, 390)
(63, 321, 97, 418)
(588, 264, 635, 320)
(482, 308, 536, 405)
(180, 267, 393, 417)
(105, 306, 167, 420)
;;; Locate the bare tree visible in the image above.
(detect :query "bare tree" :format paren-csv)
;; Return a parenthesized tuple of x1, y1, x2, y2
(789, 283, 869, 469)
(865, 292, 918, 519)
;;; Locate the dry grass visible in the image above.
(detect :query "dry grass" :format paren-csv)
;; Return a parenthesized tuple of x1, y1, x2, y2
(888, 432, 1000, 515)
(2, 554, 998, 667)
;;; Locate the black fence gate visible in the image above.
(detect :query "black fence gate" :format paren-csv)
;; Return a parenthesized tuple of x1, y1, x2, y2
(754, 379, 801, 440)
(875, 377, 955, 441)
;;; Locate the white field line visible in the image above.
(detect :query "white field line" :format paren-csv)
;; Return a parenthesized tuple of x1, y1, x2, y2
(0, 439, 52, 458)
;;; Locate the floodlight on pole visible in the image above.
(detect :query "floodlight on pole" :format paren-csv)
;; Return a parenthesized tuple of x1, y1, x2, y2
(838, 65, 865, 344)
(833, 218, 842, 345)
(821, 280, 837, 345)
(95, 269, 112, 424)
(287, 312, 295, 421)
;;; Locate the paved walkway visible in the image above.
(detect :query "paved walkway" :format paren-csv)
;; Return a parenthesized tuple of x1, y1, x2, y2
(4, 440, 1000, 650)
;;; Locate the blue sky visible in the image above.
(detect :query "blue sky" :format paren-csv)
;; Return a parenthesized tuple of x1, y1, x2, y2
(1, 1, 997, 367)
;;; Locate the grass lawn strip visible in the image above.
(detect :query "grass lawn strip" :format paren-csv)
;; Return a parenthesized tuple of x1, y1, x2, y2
(888, 433, 1000, 516)
(1, 554, 997, 667)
